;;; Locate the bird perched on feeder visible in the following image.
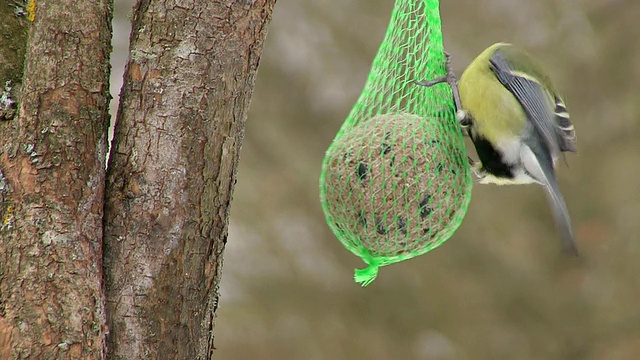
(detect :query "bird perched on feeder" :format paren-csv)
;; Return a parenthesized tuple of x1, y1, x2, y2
(416, 43, 578, 255)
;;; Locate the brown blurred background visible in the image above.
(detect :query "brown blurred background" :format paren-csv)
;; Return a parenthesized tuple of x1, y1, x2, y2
(112, 0, 640, 359)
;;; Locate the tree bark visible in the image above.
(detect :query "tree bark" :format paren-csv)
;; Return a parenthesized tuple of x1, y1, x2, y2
(103, 0, 276, 358)
(0, 0, 112, 358)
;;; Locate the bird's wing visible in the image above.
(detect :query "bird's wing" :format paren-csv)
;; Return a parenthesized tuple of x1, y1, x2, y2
(552, 96, 577, 152)
(520, 143, 578, 255)
(488, 51, 576, 158)
(489, 46, 577, 254)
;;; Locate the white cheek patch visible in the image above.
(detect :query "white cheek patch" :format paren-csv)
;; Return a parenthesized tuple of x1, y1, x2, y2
(494, 138, 523, 165)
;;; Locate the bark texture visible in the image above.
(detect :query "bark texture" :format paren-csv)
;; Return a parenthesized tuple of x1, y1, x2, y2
(103, 0, 276, 358)
(0, 0, 112, 359)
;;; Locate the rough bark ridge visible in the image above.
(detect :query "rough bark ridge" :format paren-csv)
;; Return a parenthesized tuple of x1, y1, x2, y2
(0, 0, 112, 358)
(103, 0, 276, 358)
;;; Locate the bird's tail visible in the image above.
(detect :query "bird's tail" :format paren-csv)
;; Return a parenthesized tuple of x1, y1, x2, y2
(520, 144, 578, 255)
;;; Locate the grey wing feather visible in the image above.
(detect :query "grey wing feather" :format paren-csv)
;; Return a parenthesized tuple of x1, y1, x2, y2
(520, 144, 578, 255)
(489, 52, 574, 159)
(490, 49, 577, 254)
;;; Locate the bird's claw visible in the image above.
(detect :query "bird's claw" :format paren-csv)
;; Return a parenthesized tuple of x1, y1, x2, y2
(468, 159, 486, 182)
(413, 76, 446, 87)
(414, 51, 464, 120)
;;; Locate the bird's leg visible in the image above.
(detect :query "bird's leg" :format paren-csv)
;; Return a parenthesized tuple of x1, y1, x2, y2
(414, 52, 472, 128)
(467, 156, 476, 167)
(443, 52, 463, 116)
(415, 52, 477, 168)
(414, 75, 446, 87)
(469, 159, 486, 182)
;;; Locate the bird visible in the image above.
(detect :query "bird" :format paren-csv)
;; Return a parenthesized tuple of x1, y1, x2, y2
(416, 43, 578, 255)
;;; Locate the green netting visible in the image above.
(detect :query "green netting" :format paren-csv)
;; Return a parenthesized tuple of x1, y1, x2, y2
(319, 0, 472, 286)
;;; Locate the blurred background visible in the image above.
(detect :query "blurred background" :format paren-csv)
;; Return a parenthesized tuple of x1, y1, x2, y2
(112, 0, 640, 359)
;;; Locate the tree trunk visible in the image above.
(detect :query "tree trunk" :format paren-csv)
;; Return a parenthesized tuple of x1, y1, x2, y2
(0, 0, 112, 358)
(103, 0, 276, 358)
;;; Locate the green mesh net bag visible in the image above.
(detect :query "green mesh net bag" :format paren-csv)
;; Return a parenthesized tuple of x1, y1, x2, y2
(319, 0, 472, 286)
